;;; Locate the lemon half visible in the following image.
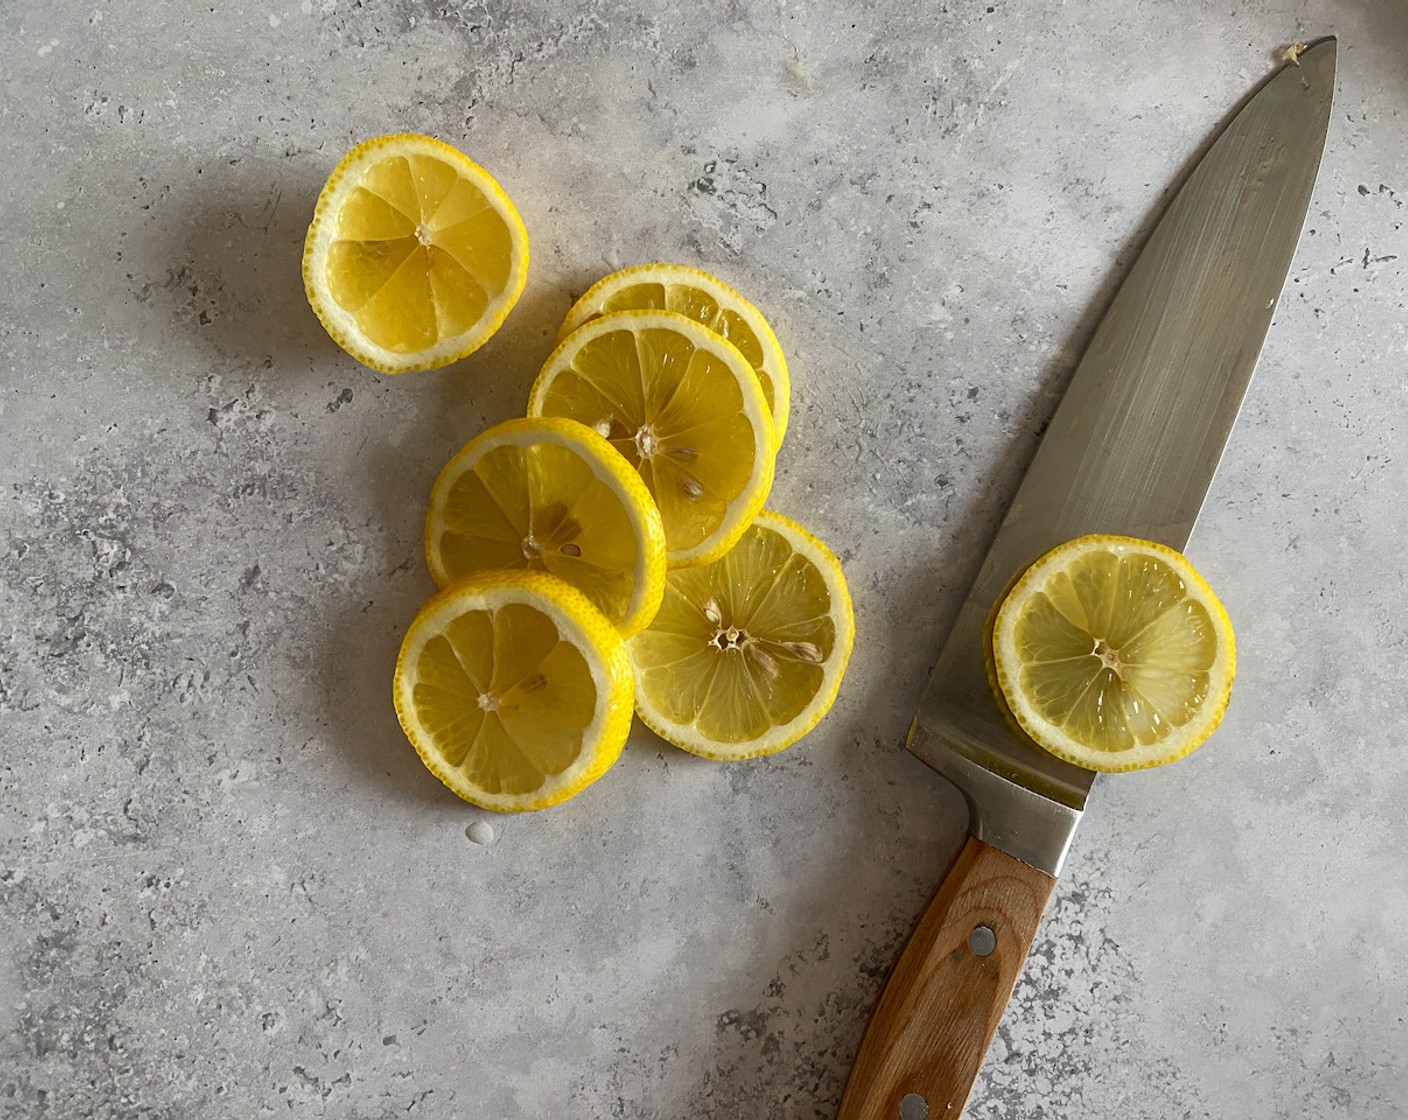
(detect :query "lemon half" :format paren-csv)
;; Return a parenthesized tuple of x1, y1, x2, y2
(303, 133, 529, 373)
(991, 534, 1235, 773)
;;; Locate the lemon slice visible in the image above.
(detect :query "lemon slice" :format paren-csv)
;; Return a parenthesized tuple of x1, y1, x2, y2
(527, 309, 775, 568)
(628, 510, 854, 760)
(557, 264, 791, 444)
(991, 534, 1236, 773)
(393, 570, 633, 811)
(424, 416, 666, 638)
(303, 133, 529, 374)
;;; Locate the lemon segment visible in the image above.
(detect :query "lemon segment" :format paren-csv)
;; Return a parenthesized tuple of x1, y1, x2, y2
(628, 510, 854, 760)
(557, 263, 791, 444)
(424, 417, 666, 638)
(303, 133, 529, 373)
(393, 571, 634, 811)
(990, 534, 1235, 773)
(527, 309, 775, 568)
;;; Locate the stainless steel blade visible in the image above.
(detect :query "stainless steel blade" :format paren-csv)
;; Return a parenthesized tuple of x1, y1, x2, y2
(909, 39, 1337, 874)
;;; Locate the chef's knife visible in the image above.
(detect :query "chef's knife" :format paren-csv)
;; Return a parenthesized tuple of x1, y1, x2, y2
(838, 40, 1336, 1120)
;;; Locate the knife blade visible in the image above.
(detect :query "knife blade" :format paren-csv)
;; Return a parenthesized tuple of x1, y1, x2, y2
(839, 39, 1336, 1120)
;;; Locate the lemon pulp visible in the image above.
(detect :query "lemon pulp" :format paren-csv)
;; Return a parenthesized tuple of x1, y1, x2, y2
(304, 134, 528, 372)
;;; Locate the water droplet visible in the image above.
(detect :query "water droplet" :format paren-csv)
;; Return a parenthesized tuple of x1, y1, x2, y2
(466, 821, 494, 846)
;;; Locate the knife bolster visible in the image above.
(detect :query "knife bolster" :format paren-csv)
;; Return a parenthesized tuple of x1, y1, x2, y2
(906, 717, 1083, 877)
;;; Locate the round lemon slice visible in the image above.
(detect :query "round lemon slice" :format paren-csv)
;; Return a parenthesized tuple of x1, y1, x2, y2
(393, 570, 634, 811)
(991, 534, 1236, 773)
(557, 263, 791, 444)
(527, 309, 775, 568)
(424, 416, 666, 638)
(628, 510, 854, 760)
(303, 133, 529, 374)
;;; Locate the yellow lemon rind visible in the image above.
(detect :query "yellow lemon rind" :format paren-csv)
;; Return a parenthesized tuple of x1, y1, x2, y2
(990, 533, 1236, 774)
(527, 308, 776, 569)
(303, 132, 529, 375)
(423, 415, 667, 638)
(556, 263, 791, 445)
(629, 510, 855, 762)
(393, 570, 634, 811)
(982, 566, 1030, 740)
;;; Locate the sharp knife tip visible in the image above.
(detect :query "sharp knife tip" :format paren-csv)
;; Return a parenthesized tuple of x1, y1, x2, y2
(1282, 37, 1337, 78)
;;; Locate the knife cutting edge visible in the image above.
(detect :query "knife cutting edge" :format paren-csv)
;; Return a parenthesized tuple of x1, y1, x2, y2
(838, 39, 1337, 1120)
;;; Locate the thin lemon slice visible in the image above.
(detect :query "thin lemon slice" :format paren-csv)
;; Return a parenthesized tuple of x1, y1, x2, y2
(527, 309, 775, 568)
(424, 416, 666, 638)
(991, 534, 1236, 773)
(628, 510, 854, 760)
(393, 571, 633, 811)
(557, 264, 791, 444)
(303, 133, 529, 374)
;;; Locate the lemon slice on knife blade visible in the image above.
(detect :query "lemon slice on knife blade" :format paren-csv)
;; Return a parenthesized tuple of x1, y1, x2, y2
(990, 534, 1236, 773)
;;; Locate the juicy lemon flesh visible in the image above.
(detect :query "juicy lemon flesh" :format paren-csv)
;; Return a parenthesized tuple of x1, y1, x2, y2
(594, 281, 777, 418)
(327, 153, 514, 355)
(631, 523, 836, 744)
(538, 325, 759, 554)
(410, 603, 598, 796)
(436, 441, 643, 622)
(1011, 549, 1219, 754)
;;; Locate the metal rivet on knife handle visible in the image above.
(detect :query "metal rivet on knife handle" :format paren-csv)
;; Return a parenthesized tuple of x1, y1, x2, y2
(897, 1093, 929, 1120)
(967, 925, 996, 957)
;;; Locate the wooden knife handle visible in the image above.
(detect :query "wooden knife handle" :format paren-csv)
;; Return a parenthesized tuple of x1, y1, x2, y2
(837, 836, 1056, 1120)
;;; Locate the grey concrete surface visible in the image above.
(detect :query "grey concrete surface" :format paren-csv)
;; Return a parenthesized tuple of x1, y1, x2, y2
(2, 1, 1406, 1117)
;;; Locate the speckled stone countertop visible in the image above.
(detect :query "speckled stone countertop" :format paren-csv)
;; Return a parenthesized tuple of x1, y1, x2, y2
(3, 2, 1406, 1117)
